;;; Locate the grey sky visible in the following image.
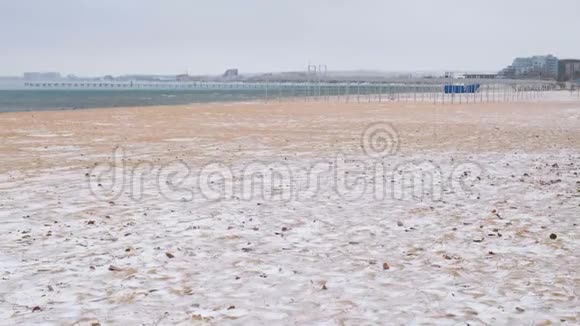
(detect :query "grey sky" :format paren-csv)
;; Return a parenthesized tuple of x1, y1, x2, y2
(1, 0, 579, 76)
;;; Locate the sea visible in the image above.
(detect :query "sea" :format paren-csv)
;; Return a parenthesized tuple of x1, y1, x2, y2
(0, 89, 271, 113)
(0, 80, 404, 112)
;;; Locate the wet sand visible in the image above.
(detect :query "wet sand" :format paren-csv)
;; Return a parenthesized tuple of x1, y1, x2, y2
(0, 95, 579, 324)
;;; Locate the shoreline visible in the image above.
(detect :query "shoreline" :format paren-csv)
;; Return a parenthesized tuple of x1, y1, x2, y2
(1, 89, 578, 114)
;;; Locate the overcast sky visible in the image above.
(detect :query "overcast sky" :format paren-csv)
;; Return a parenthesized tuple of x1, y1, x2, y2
(1, 0, 579, 76)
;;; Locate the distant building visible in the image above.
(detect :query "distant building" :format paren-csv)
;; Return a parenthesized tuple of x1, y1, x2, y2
(558, 59, 580, 82)
(23, 72, 61, 80)
(464, 73, 497, 79)
(223, 69, 239, 79)
(499, 65, 515, 78)
(500, 55, 558, 79)
(444, 72, 465, 79)
(176, 74, 193, 82)
(545, 56, 559, 79)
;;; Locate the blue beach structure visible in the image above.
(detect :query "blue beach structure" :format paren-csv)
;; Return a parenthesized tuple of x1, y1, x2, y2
(444, 84, 481, 94)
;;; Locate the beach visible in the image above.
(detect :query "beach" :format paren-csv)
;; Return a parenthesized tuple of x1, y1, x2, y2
(0, 96, 579, 324)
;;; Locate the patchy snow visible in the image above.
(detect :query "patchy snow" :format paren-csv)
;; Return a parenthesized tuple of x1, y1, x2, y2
(0, 98, 579, 324)
(0, 148, 578, 325)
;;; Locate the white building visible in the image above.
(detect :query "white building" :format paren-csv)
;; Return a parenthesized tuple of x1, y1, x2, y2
(23, 72, 62, 80)
(510, 55, 558, 79)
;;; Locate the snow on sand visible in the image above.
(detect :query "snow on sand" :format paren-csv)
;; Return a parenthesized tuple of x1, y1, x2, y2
(0, 97, 579, 324)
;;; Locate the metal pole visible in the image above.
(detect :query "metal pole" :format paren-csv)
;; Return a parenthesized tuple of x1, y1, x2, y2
(346, 83, 350, 103)
(265, 77, 268, 103)
(451, 85, 454, 104)
(397, 85, 400, 102)
(278, 82, 282, 102)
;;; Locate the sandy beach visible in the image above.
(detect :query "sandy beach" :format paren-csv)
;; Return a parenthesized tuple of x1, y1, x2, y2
(0, 95, 579, 324)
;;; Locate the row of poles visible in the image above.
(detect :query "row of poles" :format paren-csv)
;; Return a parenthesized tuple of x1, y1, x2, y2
(263, 82, 561, 104)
